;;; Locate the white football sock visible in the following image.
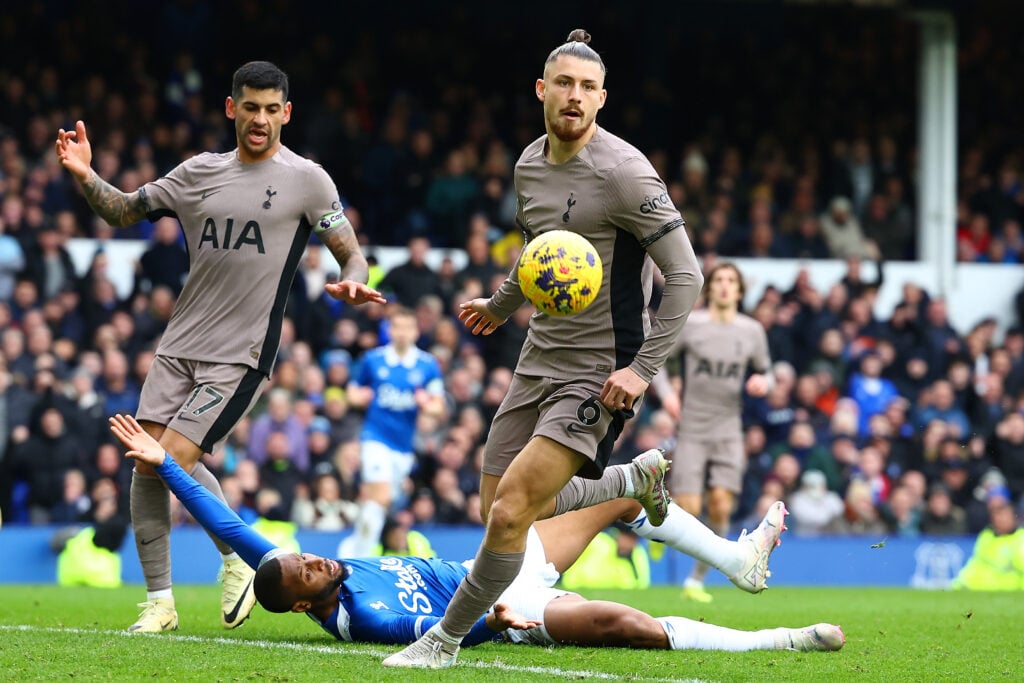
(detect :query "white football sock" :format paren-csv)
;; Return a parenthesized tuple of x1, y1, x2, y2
(625, 502, 743, 577)
(688, 521, 729, 583)
(657, 616, 779, 651)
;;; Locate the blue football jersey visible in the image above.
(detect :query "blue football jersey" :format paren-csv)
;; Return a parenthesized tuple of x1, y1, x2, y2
(154, 456, 498, 646)
(310, 556, 500, 646)
(352, 345, 443, 453)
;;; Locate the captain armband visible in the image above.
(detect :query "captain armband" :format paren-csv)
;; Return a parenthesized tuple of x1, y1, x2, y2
(315, 210, 347, 234)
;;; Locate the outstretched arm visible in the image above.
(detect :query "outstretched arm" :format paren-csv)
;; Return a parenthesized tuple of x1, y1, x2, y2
(109, 414, 277, 568)
(55, 121, 148, 227)
(319, 221, 386, 306)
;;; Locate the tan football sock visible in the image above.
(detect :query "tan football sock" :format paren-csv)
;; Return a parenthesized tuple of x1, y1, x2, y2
(552, 467, 627, 516)
(437, 547, 525, 641)
(131, 470, 172, 592)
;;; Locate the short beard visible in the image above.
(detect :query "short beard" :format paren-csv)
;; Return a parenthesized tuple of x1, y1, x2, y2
(311, 565, 348, 603)
(549, 118, 589, 142)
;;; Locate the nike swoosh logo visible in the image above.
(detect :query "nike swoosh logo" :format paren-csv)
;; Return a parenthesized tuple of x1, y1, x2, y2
(201, 190, 221, 200)
(566, 423, 590, 435)
(222, 577, 255, 624)
(140, 533, 166, 546)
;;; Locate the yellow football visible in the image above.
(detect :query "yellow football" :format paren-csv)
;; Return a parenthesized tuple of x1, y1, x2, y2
(518, 230, 602, 316)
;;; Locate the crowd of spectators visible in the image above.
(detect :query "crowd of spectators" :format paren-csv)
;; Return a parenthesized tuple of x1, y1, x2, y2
(2, 2, 1024, 544)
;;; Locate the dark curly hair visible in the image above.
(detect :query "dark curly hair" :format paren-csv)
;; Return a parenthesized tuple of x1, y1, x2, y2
(253, 557, 294, 613)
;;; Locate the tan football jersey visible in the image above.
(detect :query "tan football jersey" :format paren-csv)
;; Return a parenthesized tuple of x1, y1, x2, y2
(488, 127, 702, 383)
(674, 309, 772, 437)
(140, 146, 346, 374)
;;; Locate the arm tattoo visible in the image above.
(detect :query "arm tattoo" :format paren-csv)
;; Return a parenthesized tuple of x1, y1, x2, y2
(320, 223, 369, 284)
(81, 170, 148, 227)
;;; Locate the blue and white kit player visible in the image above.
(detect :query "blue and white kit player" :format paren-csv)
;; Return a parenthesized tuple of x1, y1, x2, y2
(344, 307, 446, 555)
(109, 412, 845, 658)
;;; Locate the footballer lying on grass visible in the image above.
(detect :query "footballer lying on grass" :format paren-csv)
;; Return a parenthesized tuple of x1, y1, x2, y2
(109, 414, 844, 654)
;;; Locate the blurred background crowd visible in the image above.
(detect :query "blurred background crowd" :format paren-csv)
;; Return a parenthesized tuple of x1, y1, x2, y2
(2, 1, 1024, 545)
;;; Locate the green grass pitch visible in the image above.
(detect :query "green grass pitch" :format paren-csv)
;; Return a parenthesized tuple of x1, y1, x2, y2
(1, 585, 1020, 682)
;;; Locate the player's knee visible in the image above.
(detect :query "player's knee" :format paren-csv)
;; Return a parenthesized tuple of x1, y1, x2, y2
(486, 497, 534, 538)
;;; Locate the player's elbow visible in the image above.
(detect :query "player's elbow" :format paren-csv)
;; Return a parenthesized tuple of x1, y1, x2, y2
(686, 267, 706, 291)
(662, 267, 704, 293)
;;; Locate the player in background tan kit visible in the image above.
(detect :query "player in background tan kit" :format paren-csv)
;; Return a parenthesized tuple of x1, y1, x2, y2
(384, 29, 705, 668)
(652, 261, 780, 603)
(55, 61, 384, 633)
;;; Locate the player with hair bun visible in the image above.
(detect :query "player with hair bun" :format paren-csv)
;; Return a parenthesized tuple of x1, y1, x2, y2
(389, 28, 704, 667)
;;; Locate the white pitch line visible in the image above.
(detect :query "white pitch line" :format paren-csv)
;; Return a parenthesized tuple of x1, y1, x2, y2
(0, 624, 711, 683)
